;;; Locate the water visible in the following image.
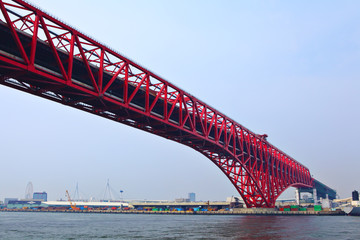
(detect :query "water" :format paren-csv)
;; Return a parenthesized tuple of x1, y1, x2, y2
(0, 212, 359, 239)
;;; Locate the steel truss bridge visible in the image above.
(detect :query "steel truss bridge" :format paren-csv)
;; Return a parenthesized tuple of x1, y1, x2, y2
(0, 0, 331, 207)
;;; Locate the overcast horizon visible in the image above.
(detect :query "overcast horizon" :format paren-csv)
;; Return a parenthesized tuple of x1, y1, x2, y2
(0, 0, 359, 202)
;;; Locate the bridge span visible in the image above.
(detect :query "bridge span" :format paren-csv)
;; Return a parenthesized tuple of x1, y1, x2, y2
(0, 0, 326, 207)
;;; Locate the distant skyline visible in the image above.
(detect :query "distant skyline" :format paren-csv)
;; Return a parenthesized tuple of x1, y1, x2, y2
(0, 0, 359, 202)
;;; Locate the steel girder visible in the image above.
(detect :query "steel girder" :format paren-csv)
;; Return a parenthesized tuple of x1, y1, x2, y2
(0, 0, 313, 207)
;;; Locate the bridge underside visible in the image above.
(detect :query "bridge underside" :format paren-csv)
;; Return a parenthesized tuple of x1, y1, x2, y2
(298, 179, 336, 200)
(0, 0, 314, 207)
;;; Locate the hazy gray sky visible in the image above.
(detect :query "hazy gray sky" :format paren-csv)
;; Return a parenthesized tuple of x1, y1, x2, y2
(0, 0, 359, 202)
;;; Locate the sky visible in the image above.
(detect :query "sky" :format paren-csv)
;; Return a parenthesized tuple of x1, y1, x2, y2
(0, 0, 359, 202)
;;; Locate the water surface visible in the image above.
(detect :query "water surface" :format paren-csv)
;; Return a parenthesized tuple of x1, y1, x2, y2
(0, 212, 359, 239)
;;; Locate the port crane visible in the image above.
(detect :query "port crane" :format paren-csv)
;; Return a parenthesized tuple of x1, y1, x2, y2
(65, 190, 79, 210)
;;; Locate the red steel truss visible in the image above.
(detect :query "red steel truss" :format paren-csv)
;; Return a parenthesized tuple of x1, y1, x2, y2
(0, 0, 313, 207)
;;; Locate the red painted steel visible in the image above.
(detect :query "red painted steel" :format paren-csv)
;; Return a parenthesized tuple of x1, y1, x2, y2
(0, 0, 313, 207)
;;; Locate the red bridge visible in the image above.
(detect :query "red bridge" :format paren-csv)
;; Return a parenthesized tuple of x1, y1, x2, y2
(0, 0, 314, 207)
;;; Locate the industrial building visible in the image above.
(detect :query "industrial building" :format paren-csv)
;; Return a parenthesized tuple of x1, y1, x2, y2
(6, 200, 46, 209)
(44, 201, 130, 210)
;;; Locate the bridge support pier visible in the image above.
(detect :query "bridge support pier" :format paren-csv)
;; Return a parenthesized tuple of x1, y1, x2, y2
(313, 188, 318, 204)
(295, 188, 300, 205)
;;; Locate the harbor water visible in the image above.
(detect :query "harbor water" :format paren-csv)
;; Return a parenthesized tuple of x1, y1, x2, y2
(0, 212, 359, 239)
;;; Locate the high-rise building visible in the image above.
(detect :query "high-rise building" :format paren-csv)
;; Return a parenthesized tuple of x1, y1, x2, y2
(352, 190, 359, 201)
(33, 192, 47, 201)
(188, 192, 195, 202)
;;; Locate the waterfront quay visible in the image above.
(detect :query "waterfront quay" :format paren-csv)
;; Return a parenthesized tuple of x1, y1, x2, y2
(0, 208, 344, 216)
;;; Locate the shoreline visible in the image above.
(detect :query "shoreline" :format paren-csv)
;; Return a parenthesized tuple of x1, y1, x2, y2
(0, 208, 345, 216)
